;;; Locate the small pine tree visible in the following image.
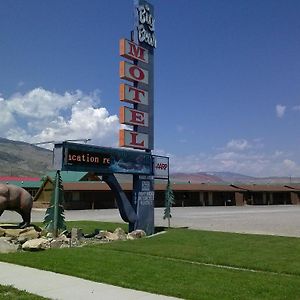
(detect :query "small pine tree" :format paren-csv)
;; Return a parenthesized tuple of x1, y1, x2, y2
(163, 180, 175, 228)
(44, 170, 66, 237)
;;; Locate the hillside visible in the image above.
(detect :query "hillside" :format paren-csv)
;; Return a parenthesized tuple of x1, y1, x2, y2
(0, 138, 53, 177)
(0, 138, 299, 183)
(170, 172, 300, 184)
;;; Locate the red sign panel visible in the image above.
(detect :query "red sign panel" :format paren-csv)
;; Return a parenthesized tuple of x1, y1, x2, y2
(119, 83, 148, 106)
(119, 129, 149, 150)
(120, 61, 149, 85)
(119, 39, 149, 63)
(120, 106, 149, 127)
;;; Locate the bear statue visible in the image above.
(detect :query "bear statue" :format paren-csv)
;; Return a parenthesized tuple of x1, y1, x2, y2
(0, 183, 33, 228)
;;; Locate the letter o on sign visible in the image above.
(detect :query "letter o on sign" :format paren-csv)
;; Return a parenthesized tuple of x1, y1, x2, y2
(129, 66, 145, 81)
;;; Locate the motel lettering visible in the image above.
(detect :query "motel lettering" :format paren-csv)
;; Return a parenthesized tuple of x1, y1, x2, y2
(120, 84, 148, 105)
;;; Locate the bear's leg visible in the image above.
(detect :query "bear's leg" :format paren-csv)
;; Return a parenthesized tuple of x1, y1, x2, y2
(0, 196, 6, 219)
(19, 210, 31, 228)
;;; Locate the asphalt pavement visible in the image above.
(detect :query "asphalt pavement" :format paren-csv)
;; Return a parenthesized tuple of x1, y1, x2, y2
(2, 205, 300, 237)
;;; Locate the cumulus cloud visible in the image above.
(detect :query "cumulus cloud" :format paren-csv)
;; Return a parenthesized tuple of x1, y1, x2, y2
(276, 104, 286, 118)
(0, 97, 16, 130)
(0, 88, 120, 148)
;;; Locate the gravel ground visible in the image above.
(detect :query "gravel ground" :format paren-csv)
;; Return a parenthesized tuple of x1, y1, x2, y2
(1, 205, 300, 237)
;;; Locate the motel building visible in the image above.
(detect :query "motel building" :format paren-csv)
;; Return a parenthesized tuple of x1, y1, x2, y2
(1, 172, 300, 209)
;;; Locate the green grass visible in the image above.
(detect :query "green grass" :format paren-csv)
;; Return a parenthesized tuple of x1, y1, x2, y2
(0, 284, 48, 300)
(1, 221, 300, 299)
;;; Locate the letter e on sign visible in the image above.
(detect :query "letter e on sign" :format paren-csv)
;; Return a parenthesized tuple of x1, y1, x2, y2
(119, 106, 149, 127)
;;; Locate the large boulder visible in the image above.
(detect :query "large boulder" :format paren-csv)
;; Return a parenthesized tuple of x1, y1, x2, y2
(22, 238, 50, 251)
(2, 226, 41, 243)
(4, 228, 24, 238)
(95, 228, 127, 241)
(0, 237, 20, 253)
(127, 229, 146, 240)
(18, 227, 40, 242)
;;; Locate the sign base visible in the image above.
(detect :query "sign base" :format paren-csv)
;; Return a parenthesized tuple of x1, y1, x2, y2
(131, 174, 154, 235)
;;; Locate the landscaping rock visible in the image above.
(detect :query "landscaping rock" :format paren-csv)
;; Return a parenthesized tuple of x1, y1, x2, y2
(0, 237, 20, 253)
(51, 234, 70, 248)
(71, 228, 83, 246)
(127, 230, 146, 240)
(50, 239, 64, 248)
(71, 228, 83, 240)
(4, 228, 23, 238)
(113, 227, 127, 241)
(94, 230, 110, 240)
(0, 227, 5, 237)
(18, 227, 40, 241)
(0, 225, 147, 252)
(22, 238, 50, 251)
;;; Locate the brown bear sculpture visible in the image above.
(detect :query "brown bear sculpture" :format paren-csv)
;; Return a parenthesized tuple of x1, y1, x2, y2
(0, 183, 33, 228)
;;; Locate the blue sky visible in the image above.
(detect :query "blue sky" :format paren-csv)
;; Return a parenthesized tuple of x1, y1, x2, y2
(0, 0, 300, 177)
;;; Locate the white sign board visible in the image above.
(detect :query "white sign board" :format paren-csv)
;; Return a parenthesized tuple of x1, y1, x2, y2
(153, 155, 169, 179)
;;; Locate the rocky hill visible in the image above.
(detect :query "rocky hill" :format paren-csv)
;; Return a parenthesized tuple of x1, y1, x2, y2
(0, 138, 53, 177)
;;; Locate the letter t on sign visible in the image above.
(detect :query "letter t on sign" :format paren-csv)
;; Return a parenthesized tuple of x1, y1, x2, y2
(120, 84, 148, 106)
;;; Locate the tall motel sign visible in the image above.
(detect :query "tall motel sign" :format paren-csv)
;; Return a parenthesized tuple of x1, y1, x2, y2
(53, 0, 169, 235)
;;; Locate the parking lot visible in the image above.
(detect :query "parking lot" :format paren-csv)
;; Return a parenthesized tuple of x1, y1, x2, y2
(1, 205, 300, 238)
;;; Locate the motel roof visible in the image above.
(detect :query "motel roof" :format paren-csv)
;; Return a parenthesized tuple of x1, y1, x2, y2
(0, 176, 41, 188)
(60, 182, 300, 193)
(45, 171, 100, 182)
(231, 184, 298, 192)
(284, 185, 300, 191)
(167, 183, 243, 192)
(62, 182, 245, 192)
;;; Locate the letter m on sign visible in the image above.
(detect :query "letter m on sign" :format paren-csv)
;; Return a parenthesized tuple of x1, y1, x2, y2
(120, 39, 149, 64)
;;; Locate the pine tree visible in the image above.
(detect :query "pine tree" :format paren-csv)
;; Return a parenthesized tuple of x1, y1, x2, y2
(44, 170, 66, 237)
(163, 180, 175, 228)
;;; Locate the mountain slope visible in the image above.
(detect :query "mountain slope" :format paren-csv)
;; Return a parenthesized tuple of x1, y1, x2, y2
(0, 138, 299, 183)
(0, 138, 53, 177)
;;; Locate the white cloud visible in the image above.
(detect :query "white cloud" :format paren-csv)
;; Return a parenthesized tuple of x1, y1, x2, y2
(276, 104, 286, 118)
(282, 159, 297, 170)
(164, 138, 300, 177)
(0, 98, 16, 130)
(226, 139, 250, 151)
(7, 88, 84, 119)
(292, 105, 300, 111)
(1, 88, 120, 148)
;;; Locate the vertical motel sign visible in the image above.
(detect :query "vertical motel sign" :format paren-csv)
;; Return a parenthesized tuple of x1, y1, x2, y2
(119, 0, 155, 151)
